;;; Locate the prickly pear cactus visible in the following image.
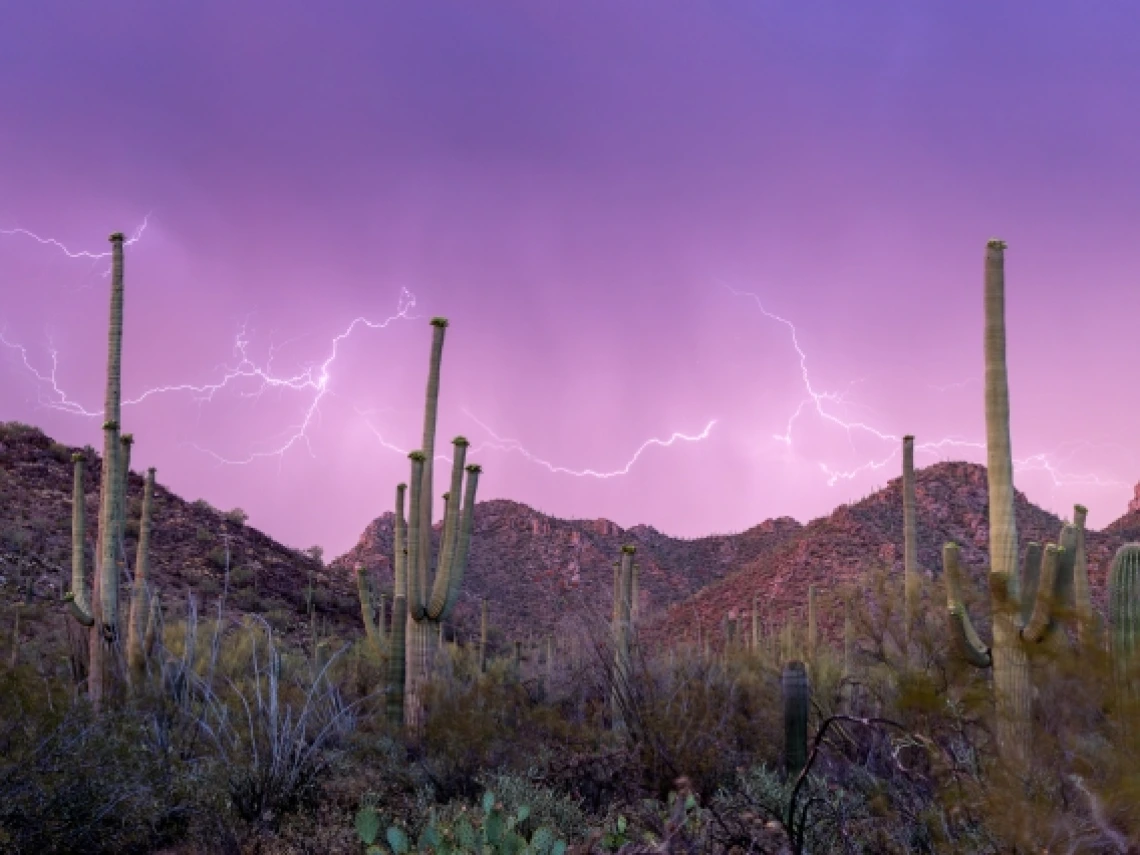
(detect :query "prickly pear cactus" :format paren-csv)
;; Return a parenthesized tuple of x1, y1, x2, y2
(356, 790, 568, 855)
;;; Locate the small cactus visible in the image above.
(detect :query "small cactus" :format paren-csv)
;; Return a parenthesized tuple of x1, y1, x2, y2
(782, 660, 810, 778)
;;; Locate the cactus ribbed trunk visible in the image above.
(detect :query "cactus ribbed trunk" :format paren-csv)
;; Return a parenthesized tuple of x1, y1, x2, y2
(386, 484, 407, 726)
(983, 240, 1030, 766)
(611, 546, 635, 731)
(90, 232, 126, 713)
(782, 661, 809, 778)
(127, 467, 155, 682)
(902, 435, 919, 664)
(405, 618, 433, 732)
(117, 434, 133, 569)
(1110, 545, 1140, 708)
(1073, 506, 1098, 646)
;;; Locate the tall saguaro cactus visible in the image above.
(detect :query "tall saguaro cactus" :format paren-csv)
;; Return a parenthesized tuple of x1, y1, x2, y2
(782, 660, 810, 778)
(389, 318, 482, 730)
(611, 545, 636, 730)
(63, 232, 127, 712)
(942, 240, 1086, 766)
(902, 435, 920, 662)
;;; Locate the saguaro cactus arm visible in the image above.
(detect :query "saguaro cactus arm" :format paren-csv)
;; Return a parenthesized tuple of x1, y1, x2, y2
(943, 542, 993, 668)
(438, 464, 481, 618)
(1022, 545, 1062, 643)
(356, 565, 386, 652)
(127, 466, 156, 678)
(427, 437, 471, 617)
(406, 452, 426, 618)
(67, 452, 94, 626)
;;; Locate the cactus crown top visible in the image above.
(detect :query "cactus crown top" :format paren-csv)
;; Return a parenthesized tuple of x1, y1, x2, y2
(121, 433, 135, 445)
(408, 451, 426, 462)
(1074, 503, 1088, 514)
(71, 452, 85, 462)
(903, 434, 915, 442)
(621, 544, 637, 554)
(147, 466, 156, 475)
(986, 238, 1007, 250)
(943, 541, 960, 551)
(102, 420, 119, 431)
(430, 317, 450, 328)
(452, 435, 469, 447)
(109, 232, 125, 242)
(397, 482, 407, 491)
(441, 491, 450, 500)
(465, 464, 482, 474)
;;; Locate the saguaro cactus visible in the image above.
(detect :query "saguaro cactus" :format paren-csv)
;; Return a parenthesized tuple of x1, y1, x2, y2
(127, 467, 156, 681)
(356, 564, 388, 655)
(67, 453, 93, 627)
(63, 232, 127, 712)
(387, 318, 482, 729)
(902, 435, 920, 661)
(782, 660, 810, 778)
(942, 240, 1087, 766)
(1109, 544, 1140, 703)
(386, 484, 407, 726)
(611, 545, 636, 730)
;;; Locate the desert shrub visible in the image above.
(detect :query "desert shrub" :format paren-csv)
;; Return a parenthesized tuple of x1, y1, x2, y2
(231, 586, 263, 612)
(0, 684, 198, 854)
(225, 507, 249, 526)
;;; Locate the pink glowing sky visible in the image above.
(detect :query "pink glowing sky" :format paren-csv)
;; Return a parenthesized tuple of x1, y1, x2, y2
(2, 2, 1138, 557)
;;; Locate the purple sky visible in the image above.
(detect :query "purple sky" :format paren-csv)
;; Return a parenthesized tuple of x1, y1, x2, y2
(2, 2, 1138, 558)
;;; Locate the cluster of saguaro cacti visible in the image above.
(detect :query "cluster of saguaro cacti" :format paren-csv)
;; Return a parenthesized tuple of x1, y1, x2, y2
(1109, 544, 1140, 705)
(366, 318, 481, 730)
(941, 240, 1096, 766)
(611, 544, 636, 730)
(782, 660, 810, 778)
(62, 234, 160, 709)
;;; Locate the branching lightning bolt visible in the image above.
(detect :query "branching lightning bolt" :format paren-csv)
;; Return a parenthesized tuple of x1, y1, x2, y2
(724, 283, 1128, 492)
(1, 216, 150, 277)
(458, 409, 717, 478)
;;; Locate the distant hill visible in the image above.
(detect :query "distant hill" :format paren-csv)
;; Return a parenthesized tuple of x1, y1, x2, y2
(2, 421, 1135, 661)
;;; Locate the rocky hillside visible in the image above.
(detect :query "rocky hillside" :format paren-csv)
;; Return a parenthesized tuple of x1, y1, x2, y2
(4, 420, 1136, 663)
(330, 462, 1139, 653)
(0, 422, 357, 645)
(329, 500, 803, 650)
(655, 462, 1134, 649)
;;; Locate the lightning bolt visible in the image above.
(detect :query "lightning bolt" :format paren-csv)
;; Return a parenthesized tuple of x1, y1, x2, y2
(1, 216, 150, 278)
(724, 284, 1129, 492)
(457, 409, 717, 478)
